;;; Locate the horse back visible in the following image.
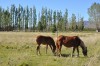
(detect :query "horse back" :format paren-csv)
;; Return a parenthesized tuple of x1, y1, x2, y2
(36, 35, 55, 45)
(56, 35, 81, 47)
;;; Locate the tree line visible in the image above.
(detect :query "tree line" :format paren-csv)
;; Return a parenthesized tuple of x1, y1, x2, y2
(0, 2, 99, 32)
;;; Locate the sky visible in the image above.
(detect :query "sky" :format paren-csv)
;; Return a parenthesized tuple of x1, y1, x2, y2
(0, 0, 100, 21)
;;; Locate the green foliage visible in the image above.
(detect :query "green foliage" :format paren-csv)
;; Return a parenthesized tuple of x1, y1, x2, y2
(38, 21, 43, 31)
(70, 14, 77, 31)
(33, 6, 37, 31)
(51, 24, 57, 33)
(78, 17, 84, 31)
(64, 9, 68, 30)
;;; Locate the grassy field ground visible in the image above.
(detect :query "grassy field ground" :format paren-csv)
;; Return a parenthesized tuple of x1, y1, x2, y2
(0, 32, 100, 66)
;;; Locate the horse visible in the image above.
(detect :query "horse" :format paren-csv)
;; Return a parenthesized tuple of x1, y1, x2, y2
(56, 35, 87, 57)
(36, 35, 56, 55)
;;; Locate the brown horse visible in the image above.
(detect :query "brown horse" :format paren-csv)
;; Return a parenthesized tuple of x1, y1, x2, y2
(36, 35, 56, 55)
(56, 35, 87, 57)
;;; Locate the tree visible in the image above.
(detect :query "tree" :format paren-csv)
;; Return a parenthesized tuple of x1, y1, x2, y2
(71, 14, 77, 31)
(17, 4, 22, 30)
(47, 9, 51, 31)
(25, 6, 29, 31)
(41, 7, 46, 31)
(64, 9, 68, 31)
(11, 4, 15, 29)
(15, 8, 18, 30)
(88, 2, 100, 30)
(79, 17, 84, 31)
(33, 6, 37, 31)
(29, 8, 32, 30)
(0, 7, 2, 29)
(2, 8, 10, 30)
(37, 12, 43, 31)
(52, 10, 57, 32)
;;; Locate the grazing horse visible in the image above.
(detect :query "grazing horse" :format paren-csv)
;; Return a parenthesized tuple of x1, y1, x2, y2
(36, 35, 56, 55)
(56, 35, 87, 57)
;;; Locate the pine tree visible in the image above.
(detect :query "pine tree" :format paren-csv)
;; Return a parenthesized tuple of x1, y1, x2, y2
(25, 6, 29, 31)
(64, 9, 68, 31)
(33, 6, 37, 31)
(71, 14, 76, 31)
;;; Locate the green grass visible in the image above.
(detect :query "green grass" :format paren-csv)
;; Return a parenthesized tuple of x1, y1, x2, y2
(0, 32, 100, 66)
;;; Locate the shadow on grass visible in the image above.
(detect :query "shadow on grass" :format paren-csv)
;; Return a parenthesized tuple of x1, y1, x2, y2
(61, 54, 71, 57)
(61, 54, 89, 58)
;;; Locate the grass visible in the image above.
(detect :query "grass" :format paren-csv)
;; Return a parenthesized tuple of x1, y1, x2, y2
(0, 32, 100, 66)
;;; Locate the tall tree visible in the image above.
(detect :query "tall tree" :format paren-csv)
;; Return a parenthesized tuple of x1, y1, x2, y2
(41, 7, 46, 31)
(25, 6, 29, 31)
(47, 9, 51, 31)
(15, 8, 18, 30)
(88, 2, 100, 30)
(33, 6, 37, 31)
(0, 7, 2, 28)
(11, 4, 15, 29)
(18, 4, 22, 30)
(57, 10, 63, 31)
(64, 9, 68, 31)
(38, 12, 43, 31)
(71, 14, 77, 31)
(29, 8, 32, 30)
(51, 10, 57, 32)
(79, 17, 84, 31)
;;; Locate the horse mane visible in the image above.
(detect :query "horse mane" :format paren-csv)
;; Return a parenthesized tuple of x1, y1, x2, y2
(76, 36, 87, 50)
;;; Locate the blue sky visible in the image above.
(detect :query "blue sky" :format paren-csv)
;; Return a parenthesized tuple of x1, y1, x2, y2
(0, 0, 100, 21)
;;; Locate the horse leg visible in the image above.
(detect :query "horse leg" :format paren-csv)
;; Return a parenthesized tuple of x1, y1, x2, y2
(36, 45, 41, 55)
(49, 45, 53, 52)
(56, 42, 62, 57)
(59, 44, 62, 57)
(46, 44, 48, 54)
(72, 47, 75, 57)
(77, 47, 79, 57)
(56, 45, 59, 56)
(36, 45, 39, 55)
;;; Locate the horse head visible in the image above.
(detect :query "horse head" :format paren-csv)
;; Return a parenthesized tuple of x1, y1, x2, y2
(82, 47, 87, 56)
(52, 44, 56, 56)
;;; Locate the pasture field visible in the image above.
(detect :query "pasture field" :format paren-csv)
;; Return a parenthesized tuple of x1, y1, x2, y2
(0, 32, 100, 66)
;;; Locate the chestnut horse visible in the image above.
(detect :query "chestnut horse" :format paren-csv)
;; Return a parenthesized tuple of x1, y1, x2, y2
(36, 35, 56, 55)
(56, 35, 87, 57)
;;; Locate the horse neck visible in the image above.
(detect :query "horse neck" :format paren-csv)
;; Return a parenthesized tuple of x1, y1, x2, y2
(80, 40, 86, 50)
(51, 42, 56, 51)
(52, 43, 56, 50)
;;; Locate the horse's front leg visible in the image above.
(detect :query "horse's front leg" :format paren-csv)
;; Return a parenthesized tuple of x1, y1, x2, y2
(77, 47, 79, 57)
(58, 44, 62, 57)
(46, 44, 48, 54)
(72, 47, 75, 57)
(36, 45, 41, 55)
(49, 45, 53, 53)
